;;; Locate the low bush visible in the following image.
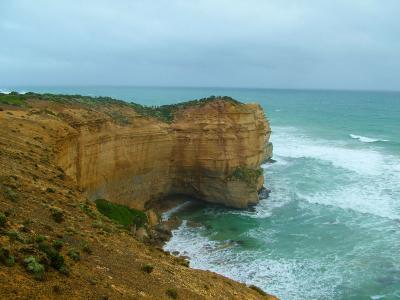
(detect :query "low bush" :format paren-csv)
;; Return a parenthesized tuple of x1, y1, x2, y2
(50, 207, 64, 223)
(3, 187, 18, 202)
(141, 263, 154, 274)
(227, 167, 263, 187)
(46, 187, 56, 193)
(81, 241, 92, 254)
(0, 212, 6, 227)
(0, 92, 242, 123)
(80, 202, 97, 219)
(95, 199, 147, 229)
(166, 288, 178, 299)
(92, 220, 112, 233)
(52, 239, 64, 251)
(0, 93, 27, 106)
(24, 256, 45, 280)
(35, 235, 47, 243)
(38, 241, 67, 272)
(6, 230, 24, 242)
(0, 247, 15, 267)
(67, 249, 80, 261)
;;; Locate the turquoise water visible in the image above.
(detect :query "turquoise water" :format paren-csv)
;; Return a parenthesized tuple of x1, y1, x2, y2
(3, 86, 400, 299)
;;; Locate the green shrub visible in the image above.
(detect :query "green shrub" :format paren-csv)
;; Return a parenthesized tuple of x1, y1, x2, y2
(0, 93, 27, 106)
(6, 230, 24, 242)
(46, 187, 56, 193)
(52, 239, 64, 251)
(0, 213, 6, 227)
(67, 249, 80, 261)
(4, 255, 15, 267)
(50, 207, 64, 223)
(0, 248, 15, 267)
(95, 199, 147, 229)
(24, 256, 45, 280)
(0, 92, 242, 123)
(38, 241, 66, 271)
(3, 187, 18, 202)
(35, 235, 47, 243)
(227, 167, 263, 187)
(81, 241, 92, 254)
(166, 288, 178, 299)
(129, 95, 242, 123)
(65, 226, 77, 235)
(92, 220, 112, 233)
(141, 263, 154, 274)
(80, 202, 97, 219)
(59, 265, 70, 276)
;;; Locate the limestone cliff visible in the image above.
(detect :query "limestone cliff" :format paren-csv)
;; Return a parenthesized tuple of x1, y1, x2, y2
(55, 97, 272, 209)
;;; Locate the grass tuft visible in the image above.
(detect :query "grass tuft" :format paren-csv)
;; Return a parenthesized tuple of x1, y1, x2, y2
(95, 199, 147, 229)
(166, 288, 178, 299)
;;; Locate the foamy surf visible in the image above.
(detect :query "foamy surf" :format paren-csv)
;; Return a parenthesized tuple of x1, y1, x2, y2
(271, 127, 387, 175)
(161, 201, 191, 221)
(350, 134, 389, 143)
(164, 220, 343, 300)
(0, 89, 11, 94)
(271, 126, 400, 220)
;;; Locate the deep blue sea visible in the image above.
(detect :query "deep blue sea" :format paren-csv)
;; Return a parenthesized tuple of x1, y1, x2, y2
(3, 86, 400, 299)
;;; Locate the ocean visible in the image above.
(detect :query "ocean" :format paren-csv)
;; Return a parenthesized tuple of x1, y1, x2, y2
(3, 86, 400, 299)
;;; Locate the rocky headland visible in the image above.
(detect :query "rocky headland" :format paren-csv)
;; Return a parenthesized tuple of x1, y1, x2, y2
(0, 92, 275, 299)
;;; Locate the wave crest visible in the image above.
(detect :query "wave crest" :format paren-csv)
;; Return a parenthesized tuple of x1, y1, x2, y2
(349, 134, 389, 143)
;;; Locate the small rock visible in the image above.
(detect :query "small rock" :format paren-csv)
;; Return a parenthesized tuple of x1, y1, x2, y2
(135, 227, 148, 241)
(146, 209, 159, 227)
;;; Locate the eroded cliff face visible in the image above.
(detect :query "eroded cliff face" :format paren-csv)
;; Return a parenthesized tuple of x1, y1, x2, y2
(56, 99, 271, 209)
(170, 101, 270, 207)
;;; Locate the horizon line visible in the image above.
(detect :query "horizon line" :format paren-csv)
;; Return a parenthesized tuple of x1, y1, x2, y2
(2, 84, 400, 94)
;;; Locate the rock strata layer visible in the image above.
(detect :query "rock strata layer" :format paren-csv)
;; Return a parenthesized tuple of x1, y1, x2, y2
(56, 98, 272, 209)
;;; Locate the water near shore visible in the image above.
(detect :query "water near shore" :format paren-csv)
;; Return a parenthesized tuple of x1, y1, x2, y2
(4, 86, 400, 299)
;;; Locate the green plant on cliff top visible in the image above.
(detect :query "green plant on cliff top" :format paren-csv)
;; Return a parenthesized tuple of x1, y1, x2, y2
(0, 92, 27, 106)
(0, 92, 243, 123)
(130, 95, 242, 123)
(228, 166, 263, 187)
(94, 198, 147, 229)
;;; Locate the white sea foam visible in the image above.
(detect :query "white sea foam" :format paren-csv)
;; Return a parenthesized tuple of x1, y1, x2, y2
(350, 134, 389, 143)
(271, 127, 386, 175)
(0, 89, 11, 94)
(161, 201, 191, 221)
(165, 221, 342, 300)
(271, 126, 400, 220)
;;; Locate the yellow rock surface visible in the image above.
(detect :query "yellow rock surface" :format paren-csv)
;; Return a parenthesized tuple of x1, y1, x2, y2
(56, 99, 272, 209)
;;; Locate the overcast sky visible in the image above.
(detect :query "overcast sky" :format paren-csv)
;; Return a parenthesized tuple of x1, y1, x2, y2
(1, 0, 400, 90)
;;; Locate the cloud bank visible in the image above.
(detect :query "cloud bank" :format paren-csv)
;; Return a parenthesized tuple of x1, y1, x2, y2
(1, 0, 400, 90)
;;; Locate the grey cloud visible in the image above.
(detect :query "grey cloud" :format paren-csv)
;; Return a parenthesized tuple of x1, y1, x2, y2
(0, 0, 399, 90)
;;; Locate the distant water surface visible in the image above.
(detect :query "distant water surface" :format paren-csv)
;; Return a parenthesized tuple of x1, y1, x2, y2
(4, 86, 400, 300)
